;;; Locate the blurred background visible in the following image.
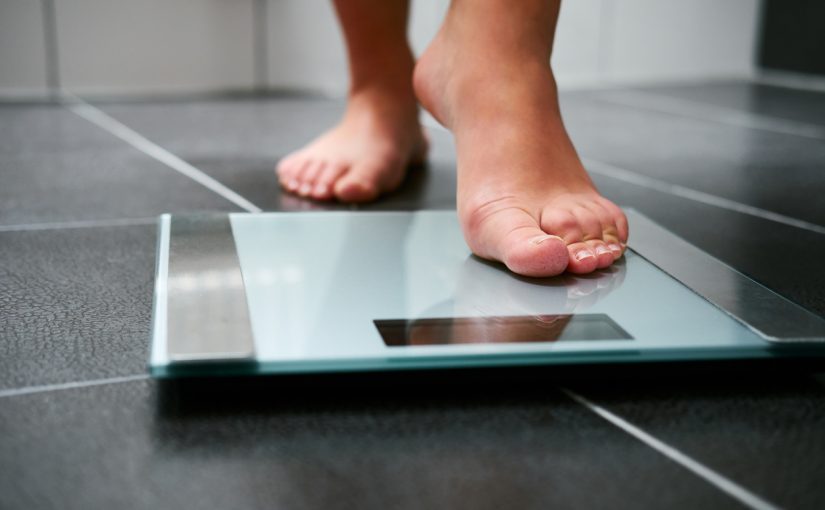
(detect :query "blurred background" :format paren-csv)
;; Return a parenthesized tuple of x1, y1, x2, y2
(1, 0, 823, 99)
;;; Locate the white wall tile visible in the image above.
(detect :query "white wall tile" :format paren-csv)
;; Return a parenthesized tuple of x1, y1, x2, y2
(56, 0, 256, 95)
(0, 0, 48, 97)
(0, 0, 759, 98)
(604, 0, 759, 83)
(265, 0, 450, 95)
(265, 0, 605, 94)
(552, 0, 605, 87)
(409, 0, 449, 56)
(266, 0, 348, 95)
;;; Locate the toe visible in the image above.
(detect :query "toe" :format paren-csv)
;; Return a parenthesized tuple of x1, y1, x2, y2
(572, 205, 604, 243)
(566, 241, 599, 274)
(584, 199, 627, 259)
(539, 209, 583, 244)
(276, 157, 299, 190)
(606, 240, 624, 260)
(587, 240, 615, 268)
(466, 206, 569, 277)
(297, 161, 324, 197)
(311, 163, 348, 201)
(276, 154, 298, 177)
(284, 159, 313, 193)
(598, 197, 629, 244)
(540, 204, 609, 274)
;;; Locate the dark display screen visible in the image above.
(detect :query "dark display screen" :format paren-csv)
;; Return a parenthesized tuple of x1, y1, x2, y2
(375, 314, 632, 347)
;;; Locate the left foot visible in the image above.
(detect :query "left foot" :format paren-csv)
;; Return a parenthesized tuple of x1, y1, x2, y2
(276, 83, 427, 203)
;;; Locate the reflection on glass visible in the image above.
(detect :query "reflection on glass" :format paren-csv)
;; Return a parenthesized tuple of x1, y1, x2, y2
(378, 255, 632, 346)
(376, 314, 632, 346)
(448, 255, 627, 319)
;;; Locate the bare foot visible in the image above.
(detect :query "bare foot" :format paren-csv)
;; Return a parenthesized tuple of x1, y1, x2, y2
(276, 86, 428, 203)
(413, 4, 628, 277)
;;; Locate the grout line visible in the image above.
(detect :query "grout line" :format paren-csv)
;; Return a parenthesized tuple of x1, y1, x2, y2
(595, 0, 614, 81)
(40, 0, 61, 98)
(63, 95, 263, 213)
(421, 117, 825, 235)
(596, 90, 825, 140)
(561, 388, 780, 510)
(0, 217, 156, 233)
(582, 158, 825, 235)
(253, 0, 269, 91)
(0, 374, 150, 399)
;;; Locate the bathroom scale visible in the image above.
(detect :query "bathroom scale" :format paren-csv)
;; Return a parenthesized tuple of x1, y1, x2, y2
(149, 210, 825, 378)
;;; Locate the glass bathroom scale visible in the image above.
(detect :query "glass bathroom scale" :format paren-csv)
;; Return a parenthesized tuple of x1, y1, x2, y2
(149, 210, 825, 378)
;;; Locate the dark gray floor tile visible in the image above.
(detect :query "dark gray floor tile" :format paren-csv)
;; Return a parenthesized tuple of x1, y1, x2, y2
(0, 102, 243, 226)
(0, 378, 739, 510)
(561, 93, 825, 226)
(0, 104, 120, 155)
(99, 97, 343, 161)
(0, 225, 154, 390)
(0, 148, 241, 226)
(630, 80, 825, 128)
(100, 97, 457, 212)
(2, 85, 824, 509)
(572, 372, 825, 510)
(592, 174, 825, 317)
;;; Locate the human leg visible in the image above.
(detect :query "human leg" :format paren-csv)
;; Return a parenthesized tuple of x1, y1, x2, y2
(276, 0, 427, 202)
(413, 0, 628, 276)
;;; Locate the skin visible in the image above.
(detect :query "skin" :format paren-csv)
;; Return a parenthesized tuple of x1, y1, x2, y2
(276, 0, 629, 277)
(276, 0, 426, 203)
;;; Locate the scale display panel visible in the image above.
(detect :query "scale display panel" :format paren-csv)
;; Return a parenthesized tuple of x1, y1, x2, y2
(149, 210, 825, 377)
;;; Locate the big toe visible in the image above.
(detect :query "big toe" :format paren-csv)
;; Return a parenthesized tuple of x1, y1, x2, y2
(466, 207, 569, 277)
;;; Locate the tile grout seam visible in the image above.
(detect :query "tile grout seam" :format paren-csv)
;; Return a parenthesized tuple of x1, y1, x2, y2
(0, 217, 158, 233)
(0, 375, 783, 510)
(582, 157, 825, 236)
(62, 94, 263, 214)
(595, 89, 825, 140)
(0, 374, 150, 399)
(560, 387, 780, 510)
(40, 0, 61, 98)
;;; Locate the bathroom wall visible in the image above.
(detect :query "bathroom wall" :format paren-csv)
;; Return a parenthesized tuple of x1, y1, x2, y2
(0, 0, 761, 99)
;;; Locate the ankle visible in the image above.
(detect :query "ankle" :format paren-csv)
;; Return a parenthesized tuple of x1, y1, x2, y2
(414, 33, 554, 128)
(348, 46, 416, 97)
(346, 83, 418, 125)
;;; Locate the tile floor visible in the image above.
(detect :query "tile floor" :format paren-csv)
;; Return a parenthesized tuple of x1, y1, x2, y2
(1, 80, 824, 509)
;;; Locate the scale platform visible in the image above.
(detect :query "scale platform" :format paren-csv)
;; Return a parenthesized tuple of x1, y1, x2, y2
(149, 210, 825, 377)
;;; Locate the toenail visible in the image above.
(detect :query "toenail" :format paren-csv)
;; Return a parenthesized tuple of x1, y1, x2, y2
(608, 243, 622, 253)
(315, 184, 328, 195)
(299, 183, 312, 195)
(575, 250, 594, 261)
(529, 234, 564, 245)
(595, 246, 611, 256)
(288, 179, 299, 190)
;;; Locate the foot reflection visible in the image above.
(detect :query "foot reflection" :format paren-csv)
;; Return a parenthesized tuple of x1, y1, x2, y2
(396, 256, 628, 345)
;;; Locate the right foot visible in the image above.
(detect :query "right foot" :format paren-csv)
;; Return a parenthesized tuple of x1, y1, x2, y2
(413, 0, 628, 277)
(276, 86, 428, 203)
